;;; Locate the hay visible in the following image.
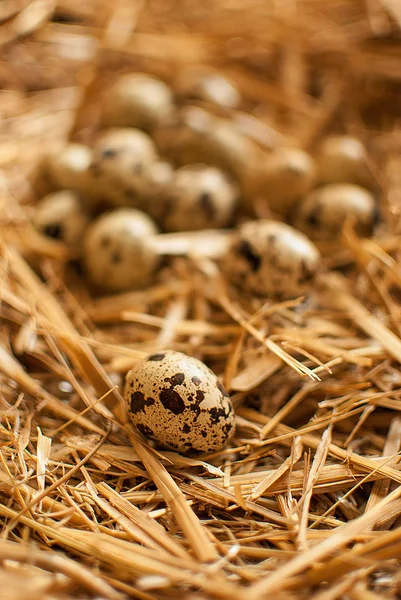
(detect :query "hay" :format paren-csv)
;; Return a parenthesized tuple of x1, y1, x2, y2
(1, 0, 401, 598)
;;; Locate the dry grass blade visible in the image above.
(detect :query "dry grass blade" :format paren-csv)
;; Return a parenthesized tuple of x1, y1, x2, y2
(240, 408, 401, 485)
(249, 484, 401, 598)
(0, 344, 105, 434)
(322, 273, 401, 365)
(217, 289, 320, 380)
(97, 481, 190, 558)
(247, 437, 303, 502)
(128, 431, 219, 562)
(0, 539, 122, 600)
(297, 424, 332, 549)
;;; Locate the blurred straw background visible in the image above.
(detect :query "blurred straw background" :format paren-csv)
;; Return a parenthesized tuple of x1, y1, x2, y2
(1, 1, 401, 599)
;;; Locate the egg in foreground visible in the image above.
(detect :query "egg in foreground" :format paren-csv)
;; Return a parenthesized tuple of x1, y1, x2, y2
(125, 351, 235, 453)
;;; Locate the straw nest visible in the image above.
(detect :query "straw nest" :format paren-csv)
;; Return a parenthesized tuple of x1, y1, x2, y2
(1, 1, 401, 598)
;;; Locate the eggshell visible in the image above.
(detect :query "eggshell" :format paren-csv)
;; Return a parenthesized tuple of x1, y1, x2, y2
(125, 351, 235, 453)
(46, 143, 92, 191)
(223, 219, 321, 298)
(33, 190, 90, 246)
(102, 73, 174, 130)
(87, 128, 157, 209)
(256, 147, 316, 216)
(316, 136, 372, 186)
(83, 208, 159, 291)
(33, 144, 92, 197)
(295, 183, 377, 241)
(148, 164, 238, 232)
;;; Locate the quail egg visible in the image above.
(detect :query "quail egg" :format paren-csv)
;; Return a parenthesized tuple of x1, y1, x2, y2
(316, 135, 372, 186)
(34, 143, 92, 197)
(102, 73, 174, 131)
(153, 106, 261, 196)
(148, 164, 238, 232)
(295, 183, 377, 241)
(147, 160, 174, 188)
(83, 208, 159, 291)
(33, 190, 90, 246)
(87, 128, 157, 209)
(223, 220, 321, 298)
(125, 350, 235, 453)
(257, 147, 316, 216)
(46, 143, 91, 190)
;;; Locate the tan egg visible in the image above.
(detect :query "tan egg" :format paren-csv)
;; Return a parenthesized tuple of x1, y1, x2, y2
(316, 136, 372, 186)
(145, 160, 174, 191)
(33, 144, 92, 197)
(117, 161, 175, 215)
(102, 73, 174, 131)
(223, 220, 321, 298)
(125, 350, 235, 453)
(178, 68, 241, 108)
(153, 106, 218, 164)
(46, 143, 92, 190)
(153, 106, 261, 195)
(33, 190, 90, 246)
(257, 147, 316, 216)
(83, 208, 159, 291)
(295, 183, 377, 241)
(150, 164, 238, 232)
(87, 128, 157, 209)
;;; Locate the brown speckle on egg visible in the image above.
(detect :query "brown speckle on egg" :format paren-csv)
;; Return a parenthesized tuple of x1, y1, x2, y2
(125, 351, 235, 453)
(147, 353, 166, 361)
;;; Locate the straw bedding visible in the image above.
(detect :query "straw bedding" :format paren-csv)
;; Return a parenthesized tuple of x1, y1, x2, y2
(1, 1, 401, 598)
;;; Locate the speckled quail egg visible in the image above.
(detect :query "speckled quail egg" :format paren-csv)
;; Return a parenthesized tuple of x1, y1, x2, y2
(33, 190, 90, 246)
(256, 147, 316, 216)
(153, 106, 261, 197)
(102, 73, 174, 131)
(83, 208, 159, 291)
(223, 220, 321, 298)
(125, 350, 235, 453)
(177, 68, 241, 108)
(294, 183, 377, 241)
(316, 135, 372, 186)
(149, 164, 238, 232)
(87, 128, 158, 209)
